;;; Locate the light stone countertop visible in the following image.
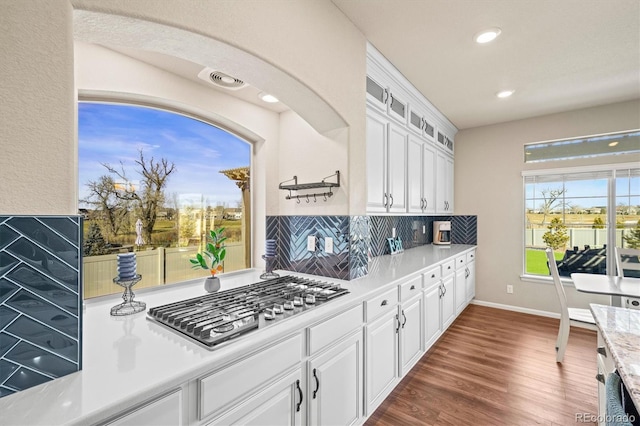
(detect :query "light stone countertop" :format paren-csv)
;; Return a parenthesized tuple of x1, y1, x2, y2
(0, 244, 475, 426)
(590, 304, 640, 409)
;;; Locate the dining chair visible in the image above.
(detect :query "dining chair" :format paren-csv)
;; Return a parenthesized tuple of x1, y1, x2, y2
(546, 248, 595, 363)
(615, 247, 640, 308)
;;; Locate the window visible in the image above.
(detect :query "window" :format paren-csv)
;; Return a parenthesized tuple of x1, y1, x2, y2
(79, 102, 251, 298)
(524, 164, 639, 278)
(524, 129, 640, 163)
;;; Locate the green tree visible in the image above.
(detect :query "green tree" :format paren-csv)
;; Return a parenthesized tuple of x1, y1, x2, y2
(623, 220, 640, 249)
(179, 206, 197, 247)
(542, 217, 570, 250)
(592, 216, 605, 229)
(83, 222, 110, 256)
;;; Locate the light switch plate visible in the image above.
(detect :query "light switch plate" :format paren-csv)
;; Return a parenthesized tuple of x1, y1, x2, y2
(307, 235, 316, 251)
(325, 237, 333, 254)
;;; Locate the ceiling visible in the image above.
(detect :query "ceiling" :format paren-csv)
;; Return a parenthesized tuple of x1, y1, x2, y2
(333, 0, 640, 129)
(100, 1, 639, 131)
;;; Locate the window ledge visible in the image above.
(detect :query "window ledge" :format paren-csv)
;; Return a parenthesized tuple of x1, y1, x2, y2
(520, 274, 575, 286)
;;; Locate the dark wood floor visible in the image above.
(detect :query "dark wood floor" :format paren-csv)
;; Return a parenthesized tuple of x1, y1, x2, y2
(365, 304, 598, 426)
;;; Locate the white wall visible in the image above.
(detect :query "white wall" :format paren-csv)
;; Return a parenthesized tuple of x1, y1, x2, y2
(455, 99, 640, 313)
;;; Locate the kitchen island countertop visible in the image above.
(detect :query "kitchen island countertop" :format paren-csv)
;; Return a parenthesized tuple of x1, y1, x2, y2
(0, 244, 475, 425)
(590, 304, 640, 410)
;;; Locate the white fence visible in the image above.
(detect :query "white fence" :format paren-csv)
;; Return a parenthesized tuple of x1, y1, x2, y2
(525, 228, 634, 249)
(83, 242, 245, 299)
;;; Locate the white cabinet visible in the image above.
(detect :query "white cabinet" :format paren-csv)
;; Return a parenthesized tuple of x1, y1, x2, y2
(209, 370, 302, 426)
(399, 293, 423, 375)
(466, 252, 476, 303)
(365, 309, 399, 414)
(366, 109, 407, 213)
(308, 331, 363, 426)
(106, 389, 183, 426)
(424, 280, 443, 350)
(596, 332, 615, 426)
(436, 149, 454, 213)
(455, 265, 467, 315)
(407, 134, 436, 214)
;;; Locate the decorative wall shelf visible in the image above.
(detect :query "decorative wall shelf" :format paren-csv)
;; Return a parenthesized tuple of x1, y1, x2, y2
(279, 171, 340, 202)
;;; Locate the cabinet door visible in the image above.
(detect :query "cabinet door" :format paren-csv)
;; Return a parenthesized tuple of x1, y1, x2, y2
(366, 76, 388, 111)
(366, 310, 399, 414)
(210, 370, 302, 426)
(308, 331, 363, 426)
(387, 122, 407, 213)
(422, 143, 436, 214)
(366, 110, 389, 213)
(455, 268, 466, 315)
(466, 261, 476, 302)
(407, 135, 423, 213)
(400, 295, 423, 375)
(435, 150, 454, 213)
(424, 283, 442, 350)
(441, 276, 455, 330)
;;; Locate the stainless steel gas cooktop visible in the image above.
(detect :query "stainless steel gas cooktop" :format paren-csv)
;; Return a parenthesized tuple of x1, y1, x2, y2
(147, 275, 349, 349)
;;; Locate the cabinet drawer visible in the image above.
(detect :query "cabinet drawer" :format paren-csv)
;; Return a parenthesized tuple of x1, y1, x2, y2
(466, 250, 476, 263)
(199, 334, 302, 420)
(107, 390, 182, 426)
(365, 287, 399, 321)
(308, 304, 363, 355)
(454, 254, 466, 269)
(423, 266, 442, 288)
(400, 276, 422, 302)
(441, 260, 455, 276)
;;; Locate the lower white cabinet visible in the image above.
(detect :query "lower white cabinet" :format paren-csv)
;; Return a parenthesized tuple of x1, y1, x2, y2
(399, 293, 423, 375)
(596, 332, 616, 426)
(208, 370, 302, 426)
(106, 389, 183, 426)
(365, 309, 399, 414)
(307, 331, 363, 426)
(455, 266, 467, 315)
(424, 280, 443, 350)
(466, 258, 476, 302)
(441, 275, 455, 330)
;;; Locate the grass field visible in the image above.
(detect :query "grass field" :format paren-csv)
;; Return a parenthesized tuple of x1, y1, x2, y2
(526, 213, 639, 229)
(525, 248, 563, 275)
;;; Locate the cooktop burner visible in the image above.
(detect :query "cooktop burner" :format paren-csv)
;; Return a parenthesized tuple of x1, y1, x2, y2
(147, 276, 349, 349)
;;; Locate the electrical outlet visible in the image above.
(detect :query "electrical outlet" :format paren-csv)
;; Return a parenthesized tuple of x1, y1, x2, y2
(325, 237, 333, 254)
(422, 225, 426, 234)
(506, 285, 513, 294)
(307, 235, 316, 251)
(392, 227, 396, 238)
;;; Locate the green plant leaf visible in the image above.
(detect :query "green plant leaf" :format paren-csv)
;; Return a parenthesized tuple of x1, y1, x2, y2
(219, 249, 226, 261)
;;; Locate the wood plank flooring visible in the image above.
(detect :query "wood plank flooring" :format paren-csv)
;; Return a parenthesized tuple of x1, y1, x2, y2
(365, 304, 598, 426)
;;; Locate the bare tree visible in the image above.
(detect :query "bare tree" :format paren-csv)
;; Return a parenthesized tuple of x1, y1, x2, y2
(103, 150, 176, 245)
(539, 188, 567, 226)
(82, 175, 129, 239)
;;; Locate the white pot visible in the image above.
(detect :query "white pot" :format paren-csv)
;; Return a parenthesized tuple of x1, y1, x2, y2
(204, 276, 221, 293)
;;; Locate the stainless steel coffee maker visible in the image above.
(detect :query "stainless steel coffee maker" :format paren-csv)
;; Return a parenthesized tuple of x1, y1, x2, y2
(433, 221, 451, 245)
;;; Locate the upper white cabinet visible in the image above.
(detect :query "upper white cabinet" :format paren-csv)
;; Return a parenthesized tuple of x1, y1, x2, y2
(366, 109, 407, 213)
(436, 149, 454, 213)
(366, 43, 457, 215)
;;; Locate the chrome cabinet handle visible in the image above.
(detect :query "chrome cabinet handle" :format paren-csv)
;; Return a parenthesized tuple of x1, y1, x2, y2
(402, 311, 407, 328)
(383, 89, 389, 104)
(295, 379, 303, 412)
(395, 314, 401, 333)
(597, 347, 607, 357)
(381, 299, 388, 306)
(596, 373, 605, 384)
(389, 193, 394, 207)
(312, 368, 320, 399)
(465, 268, 470, 279)
(383, 193, 388, 208)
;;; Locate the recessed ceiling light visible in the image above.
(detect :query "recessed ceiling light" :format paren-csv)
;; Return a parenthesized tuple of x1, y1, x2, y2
(496, 90, 515, 98)
(259, 92, 279, 103)
(608, 141, 619, 147)
(475, 27, 502, 44)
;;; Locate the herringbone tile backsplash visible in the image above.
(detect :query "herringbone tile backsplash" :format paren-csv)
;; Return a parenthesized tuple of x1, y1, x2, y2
(266, 215, 476, 280)
(0, 216, 83, 398)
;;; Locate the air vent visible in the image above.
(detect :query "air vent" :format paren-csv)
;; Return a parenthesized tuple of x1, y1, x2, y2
(197, 68, 246, 90)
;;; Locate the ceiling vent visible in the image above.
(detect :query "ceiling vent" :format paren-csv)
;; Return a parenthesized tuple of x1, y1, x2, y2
(197, 68, 246, 90)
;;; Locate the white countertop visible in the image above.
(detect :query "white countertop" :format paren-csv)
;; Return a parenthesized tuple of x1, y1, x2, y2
(0, 244, 474, 426)
(590, 304, 640, 409)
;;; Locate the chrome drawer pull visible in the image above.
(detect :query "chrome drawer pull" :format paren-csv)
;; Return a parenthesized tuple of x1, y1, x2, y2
(410, 285, 416, 290)
(597, 347, 607, 357)
(381, 300, 388, 306)
(596, 373, 605, 384)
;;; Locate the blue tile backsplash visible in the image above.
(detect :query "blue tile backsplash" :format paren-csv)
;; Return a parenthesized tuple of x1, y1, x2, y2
(0, 216, 83, 398)
(266, 214, 476, 280)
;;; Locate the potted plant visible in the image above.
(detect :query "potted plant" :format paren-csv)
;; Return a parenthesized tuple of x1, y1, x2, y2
(190, 227, 227, 292)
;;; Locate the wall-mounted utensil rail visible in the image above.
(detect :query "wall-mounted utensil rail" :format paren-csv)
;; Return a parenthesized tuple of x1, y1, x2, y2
(279, 171, 340, 202)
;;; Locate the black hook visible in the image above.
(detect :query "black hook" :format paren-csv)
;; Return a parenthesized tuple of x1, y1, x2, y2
(306, 194, 310, 203)
(323, 193, 327, 201)
(314, 194, 317, 203)
(297, 197, 300, 204)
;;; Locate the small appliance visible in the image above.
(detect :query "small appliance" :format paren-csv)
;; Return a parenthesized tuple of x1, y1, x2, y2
(433, 221, 451, 245)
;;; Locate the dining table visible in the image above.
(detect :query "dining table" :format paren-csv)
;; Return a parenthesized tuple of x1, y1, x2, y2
(571, 273, 640, 307)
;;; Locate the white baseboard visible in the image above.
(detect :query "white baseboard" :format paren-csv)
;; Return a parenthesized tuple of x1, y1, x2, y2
(469, 299, 597, 330)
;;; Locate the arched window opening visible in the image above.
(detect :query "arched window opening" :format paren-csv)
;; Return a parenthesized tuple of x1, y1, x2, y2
(79, 102, 252, 299)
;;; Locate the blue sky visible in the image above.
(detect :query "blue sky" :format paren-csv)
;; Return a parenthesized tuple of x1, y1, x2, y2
(78, 103, 251, 209)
